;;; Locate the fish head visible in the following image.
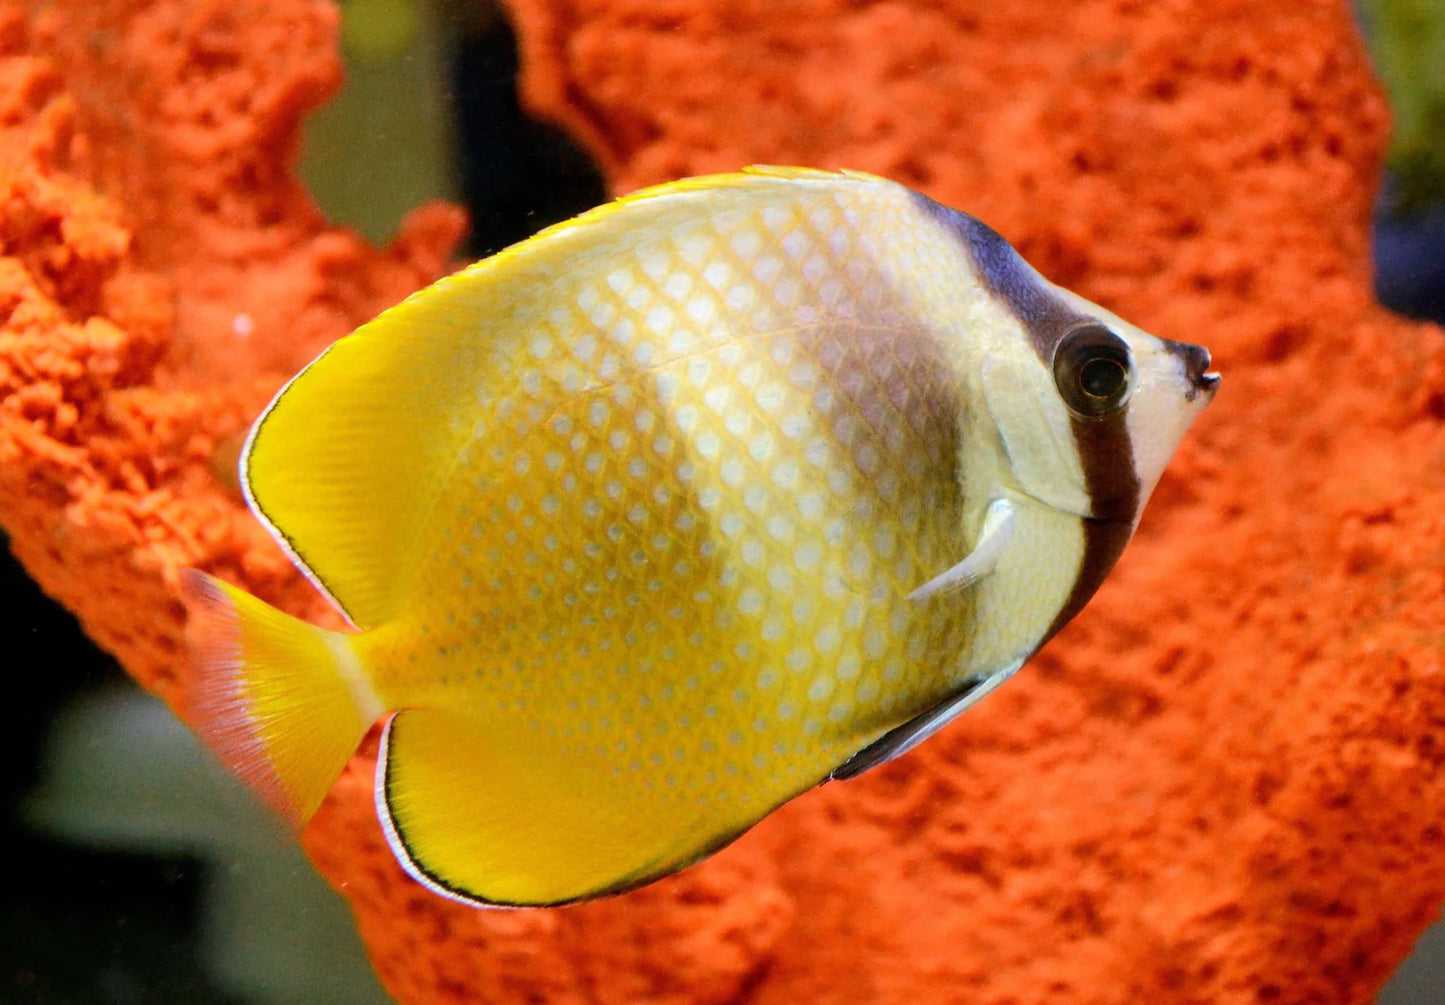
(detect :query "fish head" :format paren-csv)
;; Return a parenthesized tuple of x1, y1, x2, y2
(1110, 318, 1219, 514)
(980, 290, 1218, 525)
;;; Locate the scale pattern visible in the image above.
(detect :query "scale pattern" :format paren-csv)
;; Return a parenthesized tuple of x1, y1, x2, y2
(364, 182, 989, 874)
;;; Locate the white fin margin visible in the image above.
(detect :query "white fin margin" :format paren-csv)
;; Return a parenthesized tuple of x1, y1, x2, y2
(373, 715, 509, 911)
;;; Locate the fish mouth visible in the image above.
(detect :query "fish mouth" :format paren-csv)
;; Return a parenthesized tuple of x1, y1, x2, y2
(1165, 340, 1220, 401)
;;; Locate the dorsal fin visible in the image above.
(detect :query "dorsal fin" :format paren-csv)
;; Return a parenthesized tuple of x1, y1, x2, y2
(241, 322, 455, 627)
(241, 168, 895, 628)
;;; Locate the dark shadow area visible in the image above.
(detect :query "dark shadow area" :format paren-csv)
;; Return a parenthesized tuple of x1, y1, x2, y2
(449, 13, 606, 256)
(0, 541, 236, 1005)
(1374, 184, 1445, 324)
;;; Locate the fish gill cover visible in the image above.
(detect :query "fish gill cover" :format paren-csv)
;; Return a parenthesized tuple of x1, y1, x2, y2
(0, 1, 1441, 1003)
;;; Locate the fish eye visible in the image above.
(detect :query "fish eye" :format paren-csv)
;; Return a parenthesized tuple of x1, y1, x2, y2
(1053, 323, 1134, 418)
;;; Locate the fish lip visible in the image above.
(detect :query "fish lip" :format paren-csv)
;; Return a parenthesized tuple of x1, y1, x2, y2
(1183, 371, 1220, 403)
(1165, 340, 1220, 401)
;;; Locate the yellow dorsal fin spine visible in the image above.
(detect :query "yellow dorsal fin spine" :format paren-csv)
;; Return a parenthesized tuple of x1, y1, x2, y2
(181, 570, 383, 825)
(476, 166, 885, 268)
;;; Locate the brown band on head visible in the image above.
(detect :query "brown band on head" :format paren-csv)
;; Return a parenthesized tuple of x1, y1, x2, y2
(1043, 516, 1135, 641)
(909, 190, 1085, 364)
(911, 189, 1143, 637)
(1070, 412, 1140, 523)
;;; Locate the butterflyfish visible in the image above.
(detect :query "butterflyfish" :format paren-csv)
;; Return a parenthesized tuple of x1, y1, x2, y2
(182, 167, 1218, 907)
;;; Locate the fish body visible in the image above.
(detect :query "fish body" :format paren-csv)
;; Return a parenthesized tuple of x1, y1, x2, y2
(183, 167, 1217, 907)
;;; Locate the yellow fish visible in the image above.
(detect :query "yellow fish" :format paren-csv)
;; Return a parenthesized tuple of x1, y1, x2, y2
(183, 167, 1218, 907)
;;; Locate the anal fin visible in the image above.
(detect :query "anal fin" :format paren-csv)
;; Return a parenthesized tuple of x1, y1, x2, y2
(376, 710, 718, 907)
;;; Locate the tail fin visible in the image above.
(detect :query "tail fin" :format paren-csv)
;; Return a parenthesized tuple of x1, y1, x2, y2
(180, 569, 384, 826)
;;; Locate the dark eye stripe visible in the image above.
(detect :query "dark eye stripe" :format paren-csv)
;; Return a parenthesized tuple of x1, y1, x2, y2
(1044, 517, 1136, 640)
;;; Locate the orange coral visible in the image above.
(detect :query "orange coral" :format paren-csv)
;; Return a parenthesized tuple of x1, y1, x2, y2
(3, 0, 1444, 1002)
(0, 0, 464, 698)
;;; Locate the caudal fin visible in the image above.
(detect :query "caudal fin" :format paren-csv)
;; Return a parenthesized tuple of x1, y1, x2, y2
(180, 569, 384, 825)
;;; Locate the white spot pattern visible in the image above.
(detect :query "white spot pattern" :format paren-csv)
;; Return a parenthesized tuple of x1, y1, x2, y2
(369, 176, 1028, 850)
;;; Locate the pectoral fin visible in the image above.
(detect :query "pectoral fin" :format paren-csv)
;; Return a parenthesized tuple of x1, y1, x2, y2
(829, 657, 1026, 781)
(907, 498, 1016, 602)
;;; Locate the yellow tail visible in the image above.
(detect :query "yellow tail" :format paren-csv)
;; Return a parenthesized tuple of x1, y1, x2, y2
(180, 569, 384, 825)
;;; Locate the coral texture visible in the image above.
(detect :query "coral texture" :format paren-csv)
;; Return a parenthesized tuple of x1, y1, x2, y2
(1, 0, 1443, 1002)
(0, 0, 465, 702)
